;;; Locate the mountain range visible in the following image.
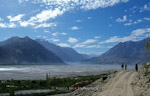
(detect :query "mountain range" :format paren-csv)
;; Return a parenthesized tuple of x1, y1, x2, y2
(0, 36, 149, 65)
(0, 36, 90, 64)
(36, 39, 89, 63)
(82, 38, 150, 64)
(0, 36, 64, 64)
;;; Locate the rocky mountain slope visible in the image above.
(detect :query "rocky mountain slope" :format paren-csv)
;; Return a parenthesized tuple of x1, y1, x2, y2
(0, 37, 64, 64)
(83, 38, 150, 64)
(36, 39, 89, 62)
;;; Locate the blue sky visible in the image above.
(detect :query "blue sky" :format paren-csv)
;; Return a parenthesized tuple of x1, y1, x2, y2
(0, 0, 150, 55)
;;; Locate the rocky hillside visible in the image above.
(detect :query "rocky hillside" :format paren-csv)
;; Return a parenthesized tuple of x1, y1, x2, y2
(36, 39, 89, 62)
(132, 62, 150, 96)
(83, 38, 150, 64)
(0, 37, 64, 65)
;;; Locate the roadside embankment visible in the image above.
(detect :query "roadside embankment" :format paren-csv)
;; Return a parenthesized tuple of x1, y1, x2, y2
(66, 71, 116, 96)
(132, 62, 150, 96)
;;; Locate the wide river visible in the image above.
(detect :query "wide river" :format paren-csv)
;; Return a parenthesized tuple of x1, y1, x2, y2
(0, 64, 138, 80)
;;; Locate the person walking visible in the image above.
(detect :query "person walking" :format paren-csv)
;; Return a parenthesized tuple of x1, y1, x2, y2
(121, 63, 124, 71)
(125, 64, 127, 71)
(135, 64, 138, 72)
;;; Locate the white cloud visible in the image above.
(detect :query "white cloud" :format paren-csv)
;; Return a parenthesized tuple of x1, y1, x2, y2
(9, 9, 62, 29)
(18, 0, 22, 4)
(140, 4, 150, 12)
(87, 17, 92, 19)
(50, 38, 60, 42)
(130, 6, 138, 11)
(1, 0, 129, 29)
(73, 38, 98, 48)
(34, 23, 57, 28)
(71, 26, 79, 30)
(19, 21, 28, 27)
(124, 19, 143, 26)
(100, 36, 127, 44)
(79, 0, 129, 10)
(18, 0, 129, 22)
(129, 5, 139, 13)
(76, 20, 82, 22)
(86, 45, 101, 48)
(14, 0, 129, 29)
(42, 36, 47, 39)
(52, 32, 67, 36)
(74, 44, 101, 48)
(7, 14, 25, 22)
(19, 19, 57, 29)
(68, 37, 78, 43)
(110, 17, 113, 19)
(100, 28, 150, 44)
(18, 0, 28, 4)
(14, 8, 63, 28)
(78, 51, 104, 55)
(52, 32, 59, 36)
(62, 32, 67, 35)
(8, 23, 17, 28)
(36, 36, 50, 40)
(73, 43, 86, 48)
(131, 28, 150, 36)
(94, 36, 101, 39)
(133, 19, 143, 24)
(19, 21, 34, 27)
(144, 17, 150, 21)
(109, 24, 112, 27)
(124, 22, 132, 26)
(0, 17, 3, 22)
(44, 30, 50, 33)
(106, 46, 113, 48)
(36, 36, 41, 38)
(116, 15, 127, 22)
(124, 17, 150, 26)
(129, 4, 150, 13)
(21, 0, 129, 10)
(34, 8, 64, 23)
(0, 23, 17, 28)
(58, 43, 70, 47)
(82, 39, 97, 44)
(0, 23, 7, 28)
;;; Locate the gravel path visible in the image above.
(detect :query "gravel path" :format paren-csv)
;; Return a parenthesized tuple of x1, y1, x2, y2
(67, 71, 137, 96)
(92, 71, 136, 96)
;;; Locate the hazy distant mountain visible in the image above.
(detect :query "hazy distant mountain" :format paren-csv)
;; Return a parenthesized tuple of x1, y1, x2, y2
(0, 37, 64, 64)
(36, 39, 89, 62)
(82, 38, 150, 64)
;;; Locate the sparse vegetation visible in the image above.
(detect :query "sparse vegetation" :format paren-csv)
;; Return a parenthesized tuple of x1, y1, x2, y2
(0, 73, 109, 96)
(145, 37, 150, 51)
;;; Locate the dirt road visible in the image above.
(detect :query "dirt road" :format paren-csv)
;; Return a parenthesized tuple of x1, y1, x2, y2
(92, 71, 137, 96)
